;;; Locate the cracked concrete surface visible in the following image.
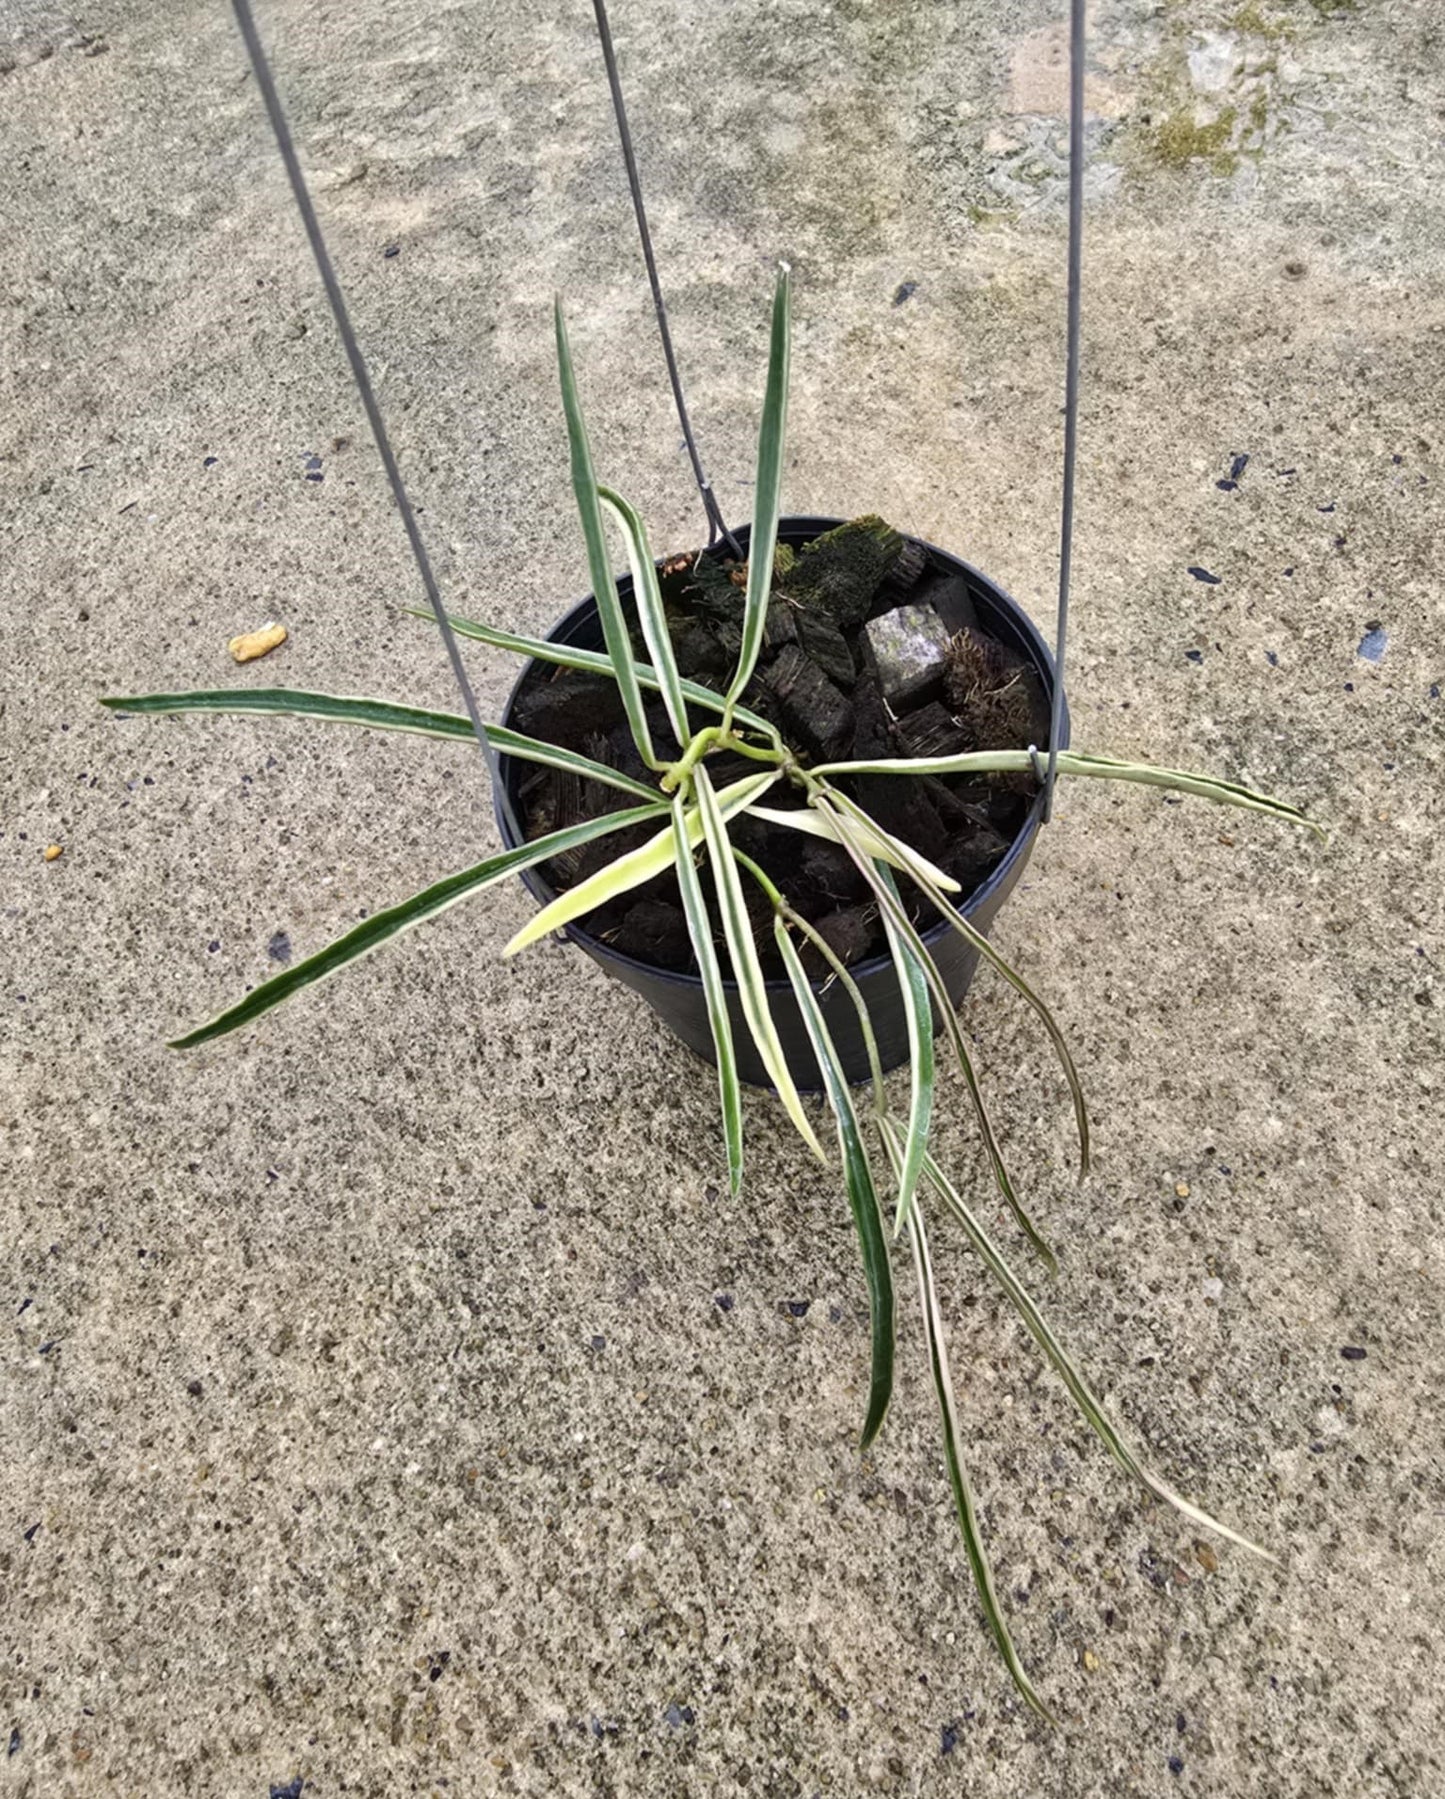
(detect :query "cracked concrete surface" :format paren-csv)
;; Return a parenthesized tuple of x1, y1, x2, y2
(2, 0, 1443, 1793)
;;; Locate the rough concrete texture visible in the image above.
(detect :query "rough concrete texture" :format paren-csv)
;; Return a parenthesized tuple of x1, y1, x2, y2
(3, 0, 1443, 1792)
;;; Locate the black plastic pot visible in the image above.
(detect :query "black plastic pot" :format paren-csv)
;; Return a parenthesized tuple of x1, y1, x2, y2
(495, 517, 1067, 1090)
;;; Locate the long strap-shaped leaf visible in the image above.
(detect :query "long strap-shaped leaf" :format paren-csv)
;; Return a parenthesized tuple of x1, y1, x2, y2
(721, 265, 790, 730)
(743, 801, 962, 893)
(819, 797, 1055, 1272)
(599, 487, 690, 750)
(915, 1138, 1273, 1561)
(693, 764, 824, 1162)
(781, 907, 885, 1114)
(811, 748, 1323, 838)
(171, 801, 668, 1049)
(100, 690, 659, 802)
(671, 795, 744, 1198)
(405, 610, 782, 745)
(826, 785, 1090, 1181)
(887, 1146, 1052, 1723)
(775, 917, 894, 1448)
(504, 769, 778, 957)
(555, 297, 658, 769)
(872, 861, 934, 1241)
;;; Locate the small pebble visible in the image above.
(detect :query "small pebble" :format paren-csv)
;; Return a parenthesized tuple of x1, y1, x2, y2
(893, 280, 918, 305)
(1081, 1648, 1100, 1672)
(1340, 1345, 1367, 1362)
(43, 844, 63, 862)
(1357, 626, 1387, 663)
(1175, 1181, 1191, 1199)
(383, 243, 400, 258)
(1187, 566, 1221, 585)
(1169, 1755, 1185, 1776)
(229, 622, 287, 664)
(1202, 1276, 1224, 1303)
(267, 931, 292, 965)
(1193, 1541, 1219, 1573)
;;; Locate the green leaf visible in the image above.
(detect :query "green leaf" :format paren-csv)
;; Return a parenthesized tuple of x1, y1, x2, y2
(722, 266, 791, 725)
(829, 787, 1090, 1182)
(775, 916, 894, 1447)
(874, 862, 933, 1241)
(599, 486, 690, 751)
(780, 907, 885, 1114)
(810, 748, 1323, 839)
(405, 610, 781, 745)
(916, 1139, 1273, 1560)
(170, 801, 668, 1049)
(671, 795, 744, 1198)
(504, 769, 778, 957)
(100, 688, 659, 801)
(692, 764, 825, 1163)
(820, 799, 1055, 1272)
(555, 297, 657, 768)
(887, 1145, 1053, 1724)
(743, 801, 962, 892)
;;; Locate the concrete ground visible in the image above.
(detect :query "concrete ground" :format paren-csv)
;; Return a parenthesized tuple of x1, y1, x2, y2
(3, 0, 1443, 1792)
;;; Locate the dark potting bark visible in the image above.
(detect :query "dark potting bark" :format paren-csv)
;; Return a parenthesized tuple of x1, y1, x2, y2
(510, 517, 1050, 979)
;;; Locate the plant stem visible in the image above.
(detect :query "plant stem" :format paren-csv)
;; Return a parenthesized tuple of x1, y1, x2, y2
(732, 847, 784, 908)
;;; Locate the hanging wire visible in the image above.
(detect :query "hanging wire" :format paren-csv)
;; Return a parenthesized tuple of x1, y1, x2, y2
(591, 0, 741, 558)
(228, 0, 518, 840)
(1041, 0, 1086, 824)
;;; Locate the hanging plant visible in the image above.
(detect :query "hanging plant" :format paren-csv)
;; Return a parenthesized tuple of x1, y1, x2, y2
(105, 265, 1320, 1718)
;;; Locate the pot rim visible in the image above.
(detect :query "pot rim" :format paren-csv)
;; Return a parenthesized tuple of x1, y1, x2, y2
(494, 515, 1068, 997)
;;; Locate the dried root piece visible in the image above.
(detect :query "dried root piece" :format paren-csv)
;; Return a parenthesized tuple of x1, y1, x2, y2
(944, 629, 1038, 752)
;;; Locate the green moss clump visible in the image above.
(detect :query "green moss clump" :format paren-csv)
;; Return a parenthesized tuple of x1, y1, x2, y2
(1148, 105, 1239, 173)
(781, 515, 903, 629)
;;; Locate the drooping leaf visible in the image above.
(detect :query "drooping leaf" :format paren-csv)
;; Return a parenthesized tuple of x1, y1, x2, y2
(503, 769, 778, 957)
(916, 1139, 1272, 1559)
(820, 798, 1055, 1272)
(555, 297, 657, 767)
(884, 1135, 1052, 1724)
(776, 916, 894, 1447)
(722, 265, 791, 726)
(599, 486, 690, 751)
(671, 795, 744, 1197)
(829, 787, 1090, 1181)
(100, 689, 659, 801)
(780, 906, 885, 1114)
(406, 610, 781, 745)
(743, 801, 961, 892)
(171, 801, 668, 1049)
(810, 748, 1322, 838)
(873, 862, 933, 1240)
(692, 764, 825, 1163)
